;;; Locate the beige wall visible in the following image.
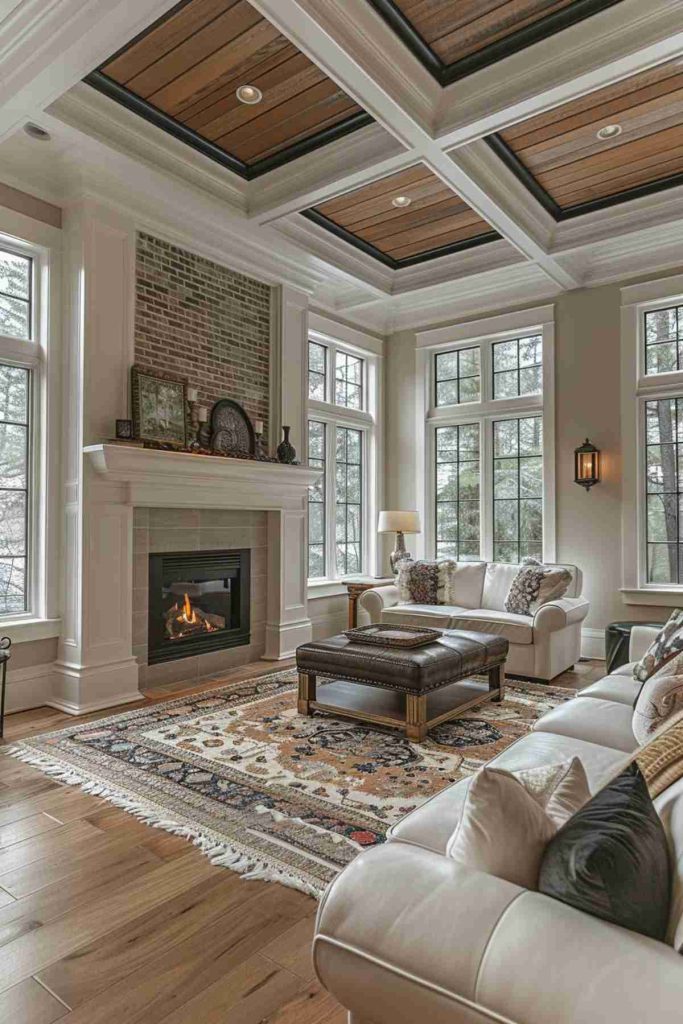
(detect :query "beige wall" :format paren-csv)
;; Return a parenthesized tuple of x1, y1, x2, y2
(384, 271, 683, 638)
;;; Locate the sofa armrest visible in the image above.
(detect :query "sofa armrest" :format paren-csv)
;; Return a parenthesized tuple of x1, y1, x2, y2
(533, 596, 590, 634)
(629, 625, 660, 662)
(358, 584, 400, 624)
(315, 844, 683, 1024)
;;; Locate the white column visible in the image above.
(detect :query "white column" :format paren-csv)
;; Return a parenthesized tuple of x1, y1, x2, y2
(54, 198, 140, 713)
(265, 284, 312, 658)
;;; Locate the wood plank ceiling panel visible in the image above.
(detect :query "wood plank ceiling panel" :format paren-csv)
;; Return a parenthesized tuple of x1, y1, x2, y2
(89, 0, 372, 176)
(367, 0, 623, 82)
(307, 164, 499, 266)
(496, 59, 683, 212)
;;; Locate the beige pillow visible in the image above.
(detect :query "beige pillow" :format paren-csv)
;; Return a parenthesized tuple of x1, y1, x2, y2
(446, 758, 590, 890)
(633, 652, 683, 745)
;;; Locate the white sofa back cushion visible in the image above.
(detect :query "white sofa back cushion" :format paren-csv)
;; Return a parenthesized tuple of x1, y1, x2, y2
(449, 561, 487, 608)
(482, 562, 581, 612)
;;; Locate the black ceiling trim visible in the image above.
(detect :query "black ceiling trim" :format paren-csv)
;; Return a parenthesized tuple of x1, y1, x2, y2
(85, 71, 373, 180)
(486, 133, 683, 221)
(301, 208, 501, 269)
(367, 0, 624, 86)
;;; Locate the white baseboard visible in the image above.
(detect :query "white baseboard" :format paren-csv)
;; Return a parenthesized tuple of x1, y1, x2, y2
(581, 628, 606, 660)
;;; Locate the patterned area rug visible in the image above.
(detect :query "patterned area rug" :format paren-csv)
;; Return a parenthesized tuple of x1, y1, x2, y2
(8, 669, 575, 898)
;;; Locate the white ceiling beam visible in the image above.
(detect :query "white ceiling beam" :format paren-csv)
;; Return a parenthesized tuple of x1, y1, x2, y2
(0, 0, 180, 142)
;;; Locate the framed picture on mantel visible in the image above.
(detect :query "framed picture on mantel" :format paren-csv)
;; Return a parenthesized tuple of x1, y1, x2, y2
(131, 365, 187, 447)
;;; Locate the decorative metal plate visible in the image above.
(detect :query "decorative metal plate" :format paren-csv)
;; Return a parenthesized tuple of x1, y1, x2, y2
(344, 624, 442, 648)
(203, 399, 255, 456)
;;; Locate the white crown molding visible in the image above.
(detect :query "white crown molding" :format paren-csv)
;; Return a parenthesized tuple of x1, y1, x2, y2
(435, 0, 683, 145)
(277, 215, 393, 295)
(390, 241, 525, 296)
(551, 183, 683, 255)
(416, 304, 555, 349)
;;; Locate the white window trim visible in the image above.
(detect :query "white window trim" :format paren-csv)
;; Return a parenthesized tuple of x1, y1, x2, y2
(415, 305, 555, 564)
(306, 321, 383, 589)
(0, 213, 62, 641)
(621, 273, 683, 605)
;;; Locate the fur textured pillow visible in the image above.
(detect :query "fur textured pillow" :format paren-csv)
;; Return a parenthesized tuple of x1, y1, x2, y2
(633, 609, 683, 684)
(504, 558, 572, 616)
(632, 651, 683, 745)
(396, 559, 456, 605)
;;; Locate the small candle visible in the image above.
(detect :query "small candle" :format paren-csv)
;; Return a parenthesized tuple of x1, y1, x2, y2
(254, 419, 264, 435)
(186, 387, 198, 403)
(196, 406, 208, 423)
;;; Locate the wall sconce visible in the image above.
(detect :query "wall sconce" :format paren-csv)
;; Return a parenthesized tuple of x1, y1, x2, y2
(574, 438, 600, 491)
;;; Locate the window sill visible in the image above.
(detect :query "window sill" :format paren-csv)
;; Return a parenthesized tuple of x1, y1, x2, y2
(620, 588, 683, 607)
(0, 617, 61, 644)
(307, 580, 348, 600)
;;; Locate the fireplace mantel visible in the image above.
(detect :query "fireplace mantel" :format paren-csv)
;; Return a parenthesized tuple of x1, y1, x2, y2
(85, 444, 321, 510)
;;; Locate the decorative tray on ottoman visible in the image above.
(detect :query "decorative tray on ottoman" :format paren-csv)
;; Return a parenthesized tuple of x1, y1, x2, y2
(343, 623, 442, 648)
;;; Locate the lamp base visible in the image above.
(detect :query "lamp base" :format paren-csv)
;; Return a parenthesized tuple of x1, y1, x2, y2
(390, 531, 412, 574)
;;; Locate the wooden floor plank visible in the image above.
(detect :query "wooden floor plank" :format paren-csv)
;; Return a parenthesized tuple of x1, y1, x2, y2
(260, 913, 317, 982)
(0, 977, 68, 1024)
(0, 788, 104, 829)
(0, 812, 64, 848)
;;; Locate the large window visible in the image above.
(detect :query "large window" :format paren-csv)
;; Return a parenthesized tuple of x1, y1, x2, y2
(0, 248, 33, 617)
(644, 304, 683, 376)
(644, 398, 683, 583)
(421, 310, 553, 565)
(307, 332, 376, 580)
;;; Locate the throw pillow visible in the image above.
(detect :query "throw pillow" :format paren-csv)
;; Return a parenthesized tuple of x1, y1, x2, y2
(396, 559, 456, 606)
(504, 558, 572, 616)
(633, 652, 683, 745)
(634, 711, 683, 799)
(633, 609, 683, 683)
(538, 764, 671, 941)
(447, 758, 590, 890)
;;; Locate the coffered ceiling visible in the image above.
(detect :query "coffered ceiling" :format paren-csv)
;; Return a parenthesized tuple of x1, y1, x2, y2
(87, 0, 372, 178)
(367, 0, 624, 84)
(491, 57, 683, 217)
(304, 164, 499, 267)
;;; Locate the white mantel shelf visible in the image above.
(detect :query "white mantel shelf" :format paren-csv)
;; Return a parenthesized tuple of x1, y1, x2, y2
(85, 443, 321, 510)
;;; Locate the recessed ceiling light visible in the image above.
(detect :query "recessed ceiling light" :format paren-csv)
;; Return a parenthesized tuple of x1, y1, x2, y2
(596, 123, 622, 140)
(236, 85, 262, 105)
(23, 123, 50, 142)
(392, 195, 412, 208)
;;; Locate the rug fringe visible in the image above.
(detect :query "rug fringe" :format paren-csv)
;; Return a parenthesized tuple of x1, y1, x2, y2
(5, 744, 324, 899)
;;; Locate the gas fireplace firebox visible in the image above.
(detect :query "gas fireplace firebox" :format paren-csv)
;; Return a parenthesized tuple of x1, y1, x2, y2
(148, 549, 250, 665)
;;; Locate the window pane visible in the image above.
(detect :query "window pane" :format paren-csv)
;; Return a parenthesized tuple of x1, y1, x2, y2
(335, 352, 364, 410)
(492, 416, 543, 565)
(307, 420, 326, 579)
(0, 295, 30, 340)
(435, 424, 480, 560)
(645, 306, 683, 375)
(435, 346, 480, 407)
(493, 335, 542, 399)
(0, 364, 29, 614)
(308, 342, 327, 401)
(645, 399, 683, 582)
(335, 426, 363, 576)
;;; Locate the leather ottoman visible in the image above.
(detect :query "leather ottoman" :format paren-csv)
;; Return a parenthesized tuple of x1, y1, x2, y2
(295, 629, 508, 742)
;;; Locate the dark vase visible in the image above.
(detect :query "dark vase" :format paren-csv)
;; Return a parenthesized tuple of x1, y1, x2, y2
(276, 425, 296, 464)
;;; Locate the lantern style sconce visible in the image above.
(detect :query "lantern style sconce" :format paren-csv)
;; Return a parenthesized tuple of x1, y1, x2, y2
(574, 438, 600, 491)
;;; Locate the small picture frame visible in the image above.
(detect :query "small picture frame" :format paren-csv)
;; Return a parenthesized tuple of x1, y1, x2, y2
(115, 418, 133, 440)
(131, 366, 187, 447)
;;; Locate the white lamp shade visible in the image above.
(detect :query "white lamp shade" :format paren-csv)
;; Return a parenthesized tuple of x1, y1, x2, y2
(378, 510, 421, 534)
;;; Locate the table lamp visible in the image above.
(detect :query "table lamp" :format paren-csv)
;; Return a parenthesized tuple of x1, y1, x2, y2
(378, 510, 421, 573)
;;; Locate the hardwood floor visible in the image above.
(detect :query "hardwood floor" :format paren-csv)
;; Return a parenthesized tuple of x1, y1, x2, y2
(0, 657, 605, 1023)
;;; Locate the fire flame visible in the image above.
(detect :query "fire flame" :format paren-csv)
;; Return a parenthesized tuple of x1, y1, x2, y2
(182, 593, 195, 623)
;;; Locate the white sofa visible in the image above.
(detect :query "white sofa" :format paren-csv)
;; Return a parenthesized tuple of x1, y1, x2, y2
(314, 625, 683, 1024)
(359, 561, 589, 681)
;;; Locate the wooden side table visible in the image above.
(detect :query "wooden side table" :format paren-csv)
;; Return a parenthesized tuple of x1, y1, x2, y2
(341, 576, 394, 628)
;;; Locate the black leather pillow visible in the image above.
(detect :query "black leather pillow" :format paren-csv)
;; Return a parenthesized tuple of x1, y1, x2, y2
(538, 764, 671, 941)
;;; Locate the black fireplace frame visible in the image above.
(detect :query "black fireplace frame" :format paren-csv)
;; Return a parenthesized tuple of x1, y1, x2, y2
(148, 549, 251, 665)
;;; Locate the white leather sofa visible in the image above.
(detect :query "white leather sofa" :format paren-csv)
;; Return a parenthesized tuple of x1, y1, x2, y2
(359, 561, 589, 681)
(314, 625, 683, 1024)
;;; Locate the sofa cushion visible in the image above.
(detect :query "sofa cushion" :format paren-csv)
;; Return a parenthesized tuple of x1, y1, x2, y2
(396, 559, 454, 606)
(449, 609, 533, 645)
(505, 560, 572, 616)
(482, 563, 520, 612)
(633, 608, 683, 683)
(388, 731, 628, 855)
(580, 674, 641, 707)
(533, 697, 638, 753)
(382, 604, 463, 630)
(633, 652, 683, 745)
(448, 561, 486, 609)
